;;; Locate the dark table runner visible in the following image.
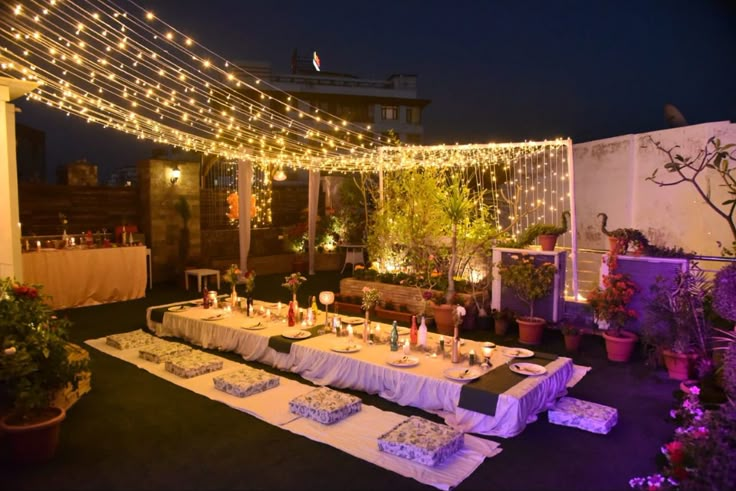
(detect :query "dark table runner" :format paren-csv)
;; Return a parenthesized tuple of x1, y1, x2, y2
(149, 295, 228, 323)
(268, 325, 326, 354)
(457, 351, 559, 417)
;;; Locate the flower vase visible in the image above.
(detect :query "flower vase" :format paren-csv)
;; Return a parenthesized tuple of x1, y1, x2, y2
(365, 309, 370, 325)
(292, 293, 298, 311)
(231, 286, 238, 310)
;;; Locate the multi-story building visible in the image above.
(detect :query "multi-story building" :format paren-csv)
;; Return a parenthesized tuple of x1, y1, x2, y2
(237, 51, 430, 147)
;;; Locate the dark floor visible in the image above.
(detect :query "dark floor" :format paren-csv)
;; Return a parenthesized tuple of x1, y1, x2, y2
(1, 272, 679, 491)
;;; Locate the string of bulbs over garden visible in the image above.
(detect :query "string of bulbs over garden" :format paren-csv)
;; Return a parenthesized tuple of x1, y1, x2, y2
(1, 0, 570, 177)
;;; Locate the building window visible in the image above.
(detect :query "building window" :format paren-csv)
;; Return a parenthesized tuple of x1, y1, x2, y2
(381, 105, 398, 121)
(406, 107, 421, 124)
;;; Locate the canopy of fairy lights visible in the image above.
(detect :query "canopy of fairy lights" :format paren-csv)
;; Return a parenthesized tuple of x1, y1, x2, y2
(0, 0, 578, 294)
(0, 0, 571, 179)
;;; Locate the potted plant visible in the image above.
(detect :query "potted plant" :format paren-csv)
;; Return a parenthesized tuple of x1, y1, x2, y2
(496, 254, 557, 345)
(597, 212, 650, 255)
(525, 211, 571, 251)
(0, 278, 89, 463)
(560, 310, 593, 353)
(491, 307, 515, 336)
(586, 255, 640, 362)
(640, 264, 711, 380)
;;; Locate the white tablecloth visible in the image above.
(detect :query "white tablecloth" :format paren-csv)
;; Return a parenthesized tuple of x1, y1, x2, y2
(23, 246, 147, 309)
(147, 300, 573, 437)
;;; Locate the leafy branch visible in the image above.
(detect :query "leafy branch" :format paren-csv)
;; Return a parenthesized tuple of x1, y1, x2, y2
(646, 136, 736, 252)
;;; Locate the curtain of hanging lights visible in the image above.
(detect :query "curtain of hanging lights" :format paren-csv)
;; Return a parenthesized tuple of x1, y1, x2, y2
(202, 160, 271, 229)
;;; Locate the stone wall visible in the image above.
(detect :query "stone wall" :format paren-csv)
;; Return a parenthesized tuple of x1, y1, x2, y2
(138, 158, 200, 283)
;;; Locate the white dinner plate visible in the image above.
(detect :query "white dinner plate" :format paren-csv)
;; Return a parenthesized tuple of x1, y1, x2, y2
(202, 313, 225, 321)
(241, 322, 264, 330)
(168, 305, 191, 312)
(282, 329, 312, 340)
(386, 355, 420, 367)
(509, 362, 547, 376)
(501, 347, 535, 358)
(443, 366, 485, 382)
(396, 326, 410, 336)
(330, 343, 362, 353)
(344, 318, 365, 326)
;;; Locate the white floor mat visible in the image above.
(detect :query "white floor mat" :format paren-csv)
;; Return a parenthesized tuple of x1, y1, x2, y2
(85, 335, 502, 490)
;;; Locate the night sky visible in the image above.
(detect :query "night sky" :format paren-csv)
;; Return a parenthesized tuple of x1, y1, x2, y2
(14, 0, 736, 182)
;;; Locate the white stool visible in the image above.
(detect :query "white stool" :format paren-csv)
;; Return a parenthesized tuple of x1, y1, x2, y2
(185, 268, 221, 292)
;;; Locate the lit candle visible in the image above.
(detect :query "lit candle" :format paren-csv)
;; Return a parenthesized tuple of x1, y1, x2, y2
(248, 304, 254, 316)
(347, 325, 353, 339)
(36, 240, 41, 250)
(70, 237, 75, 246)
(277, 301, 282, 313)
(375, 325, 381, 342)
(266, 308, 271, 319)
(403, 339, 411, 355)
(301, 319, 307, 327)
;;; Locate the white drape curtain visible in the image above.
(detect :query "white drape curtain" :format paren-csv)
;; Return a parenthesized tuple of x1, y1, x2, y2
(307, 170, 321, 275)
(238, 161, 253, 272)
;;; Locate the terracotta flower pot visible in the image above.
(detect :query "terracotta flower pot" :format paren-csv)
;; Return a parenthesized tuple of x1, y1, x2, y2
(494, 318, 510, 336)
(517, 316, 545, 345)
(662, 349, 697, 381)
(432, 303, 455, 336)
(538, 234, 558, 251)
(602, 330, 638, 362)
(564, 333, 582, 353)
(0, 406, 66, 464)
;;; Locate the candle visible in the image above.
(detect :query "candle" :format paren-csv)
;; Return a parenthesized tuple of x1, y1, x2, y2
(36, 240, 41, 250)
(277, 301, 282, 313)
(347, 325, 353, 339)
(469, 349, 476, 366)
(248, 304, 254, 316)
(266, 308, 271, 319)
(70, 237, 75, 246)
(375, 325, 381, 342)
(403, 339, 411, 355)
(301, 320, 307, 327)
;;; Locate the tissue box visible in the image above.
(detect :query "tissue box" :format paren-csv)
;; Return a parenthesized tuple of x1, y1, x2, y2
(213, 367, 280, 397)
(106, 329, 158, 350)
(377, 416, 464, 466)
(548, 397, 618, 434)
(139, 340, 192, 364)
(165, 351, 224, 378)
(288, 387, 362, 424)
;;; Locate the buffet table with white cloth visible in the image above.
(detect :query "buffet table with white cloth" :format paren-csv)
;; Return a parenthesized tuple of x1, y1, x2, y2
(146, 299, 573, 438)
(23, 246, 147, 310)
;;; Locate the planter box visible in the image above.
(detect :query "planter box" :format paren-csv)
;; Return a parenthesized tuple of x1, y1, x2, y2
(491, 248, 567, 322)
(599, 254, 689, 334)
(375, 307, 414, 325)
(53, 343, 92, 411)
(334, 301, 363, 316)
(340, 278, 430, 314)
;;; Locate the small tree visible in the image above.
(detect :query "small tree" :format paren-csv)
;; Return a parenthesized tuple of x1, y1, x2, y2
(497, 254, 557, 320)
(647, 136, 736, 256)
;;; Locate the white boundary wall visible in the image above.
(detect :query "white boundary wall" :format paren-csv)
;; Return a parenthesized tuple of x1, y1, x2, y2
(572, 121, 736, 257)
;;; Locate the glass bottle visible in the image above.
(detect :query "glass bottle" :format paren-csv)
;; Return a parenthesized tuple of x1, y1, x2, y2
(202, 279, 210, 309)
(311, 296, 319, 321)
(288, 301, 296, 327)
(409, 315, 418, 346)
(418, 316, 428, 347)
(390, 321, 399, 352)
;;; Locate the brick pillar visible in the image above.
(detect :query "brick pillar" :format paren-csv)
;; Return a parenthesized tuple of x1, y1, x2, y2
(138, 159, 201, 283)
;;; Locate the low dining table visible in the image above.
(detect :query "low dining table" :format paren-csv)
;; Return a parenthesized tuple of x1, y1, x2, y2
(146, 299, 573, 438)
(23, 245, 148, 310)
